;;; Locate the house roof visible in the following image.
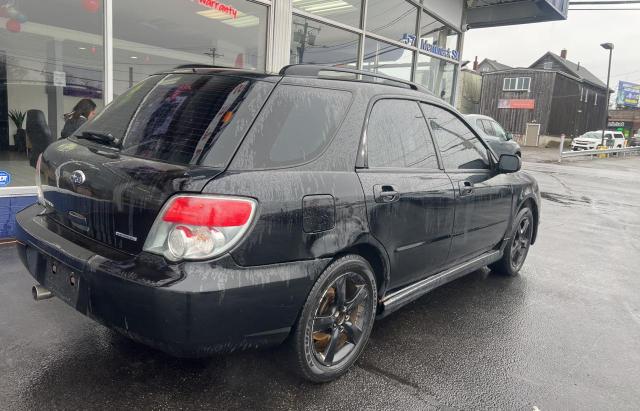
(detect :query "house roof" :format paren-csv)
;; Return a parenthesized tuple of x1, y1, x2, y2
(478, 58, 513, 72)
(530, 52, 608, 90)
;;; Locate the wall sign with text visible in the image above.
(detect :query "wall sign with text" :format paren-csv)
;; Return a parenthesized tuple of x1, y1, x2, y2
(194, 0, 238, 19)
(498, 99, 536, 110)
(401, 34, 460, 61)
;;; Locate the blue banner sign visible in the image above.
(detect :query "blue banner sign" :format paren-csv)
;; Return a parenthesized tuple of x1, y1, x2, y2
(617, 81, 640, 108)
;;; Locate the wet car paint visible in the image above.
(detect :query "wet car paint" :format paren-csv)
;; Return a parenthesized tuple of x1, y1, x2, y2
(16, 67, 539, 358)
(3, 158, 640, 410)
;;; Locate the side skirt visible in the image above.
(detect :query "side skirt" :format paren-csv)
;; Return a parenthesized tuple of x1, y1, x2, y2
(377, 250, 502, 319)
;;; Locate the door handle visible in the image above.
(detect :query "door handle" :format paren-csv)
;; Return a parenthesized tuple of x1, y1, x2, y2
(374, 185, 400, 203)
(459, 181, 474, 196)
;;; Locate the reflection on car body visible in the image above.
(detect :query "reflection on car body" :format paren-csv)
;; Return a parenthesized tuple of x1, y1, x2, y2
(15, 65, 540, 383)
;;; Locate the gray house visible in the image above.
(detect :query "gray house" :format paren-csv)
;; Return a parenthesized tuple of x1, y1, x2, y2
(477, 58, 512, 73)
(479, 50, 609, 138)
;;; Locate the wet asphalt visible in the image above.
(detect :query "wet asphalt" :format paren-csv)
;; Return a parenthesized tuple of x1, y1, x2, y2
(2, 156, 640, 410)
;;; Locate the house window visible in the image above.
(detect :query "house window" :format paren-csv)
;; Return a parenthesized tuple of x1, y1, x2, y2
(584, 89, 589, 103)
(503, 77, 531, 91)
(594, 93, 598, 106)
(543, 61, 553, 70)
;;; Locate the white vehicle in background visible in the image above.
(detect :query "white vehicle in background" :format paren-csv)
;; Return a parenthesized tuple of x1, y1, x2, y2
(571, 130, 625, 151)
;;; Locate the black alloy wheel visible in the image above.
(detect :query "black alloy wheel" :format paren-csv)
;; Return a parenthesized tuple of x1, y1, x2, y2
(490, 207, 534, 276)
(510, 214, 533, 271)
(290, 255, 377, 382)
(311, 272, 371, 366)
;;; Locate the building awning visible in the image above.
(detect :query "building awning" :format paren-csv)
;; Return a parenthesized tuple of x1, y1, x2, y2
(465, 0, 568, 29)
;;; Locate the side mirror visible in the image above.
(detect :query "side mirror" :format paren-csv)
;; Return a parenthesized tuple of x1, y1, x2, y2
(498, 154, 521, 173)
(505, 132, 513, 141)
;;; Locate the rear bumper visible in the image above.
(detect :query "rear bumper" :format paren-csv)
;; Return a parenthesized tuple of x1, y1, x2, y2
(15, 204, 329, 357)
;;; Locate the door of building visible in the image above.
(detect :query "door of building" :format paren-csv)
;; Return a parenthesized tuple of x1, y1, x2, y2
(524, 123, 541, 147)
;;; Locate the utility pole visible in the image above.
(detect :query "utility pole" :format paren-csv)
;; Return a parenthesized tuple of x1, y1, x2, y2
(204, 47, 224, 65)
(292, 20, 321, 63)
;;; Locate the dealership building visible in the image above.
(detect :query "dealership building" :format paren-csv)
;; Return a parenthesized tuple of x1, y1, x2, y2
(0, 0, 568, 238)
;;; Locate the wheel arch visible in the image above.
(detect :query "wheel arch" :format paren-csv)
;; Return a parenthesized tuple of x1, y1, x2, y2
(331, 237, 391, 300)
(520, 196, 539, 245)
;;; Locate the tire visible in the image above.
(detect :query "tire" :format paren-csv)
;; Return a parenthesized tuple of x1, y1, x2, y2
(489, 207, 534, 276)
(289, 254, 377, 383)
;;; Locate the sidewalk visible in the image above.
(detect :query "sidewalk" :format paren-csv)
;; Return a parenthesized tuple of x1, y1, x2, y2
(521, 146, 560, 163)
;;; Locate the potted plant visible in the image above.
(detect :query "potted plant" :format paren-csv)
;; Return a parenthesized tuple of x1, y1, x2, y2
(8, 109, 27, 152)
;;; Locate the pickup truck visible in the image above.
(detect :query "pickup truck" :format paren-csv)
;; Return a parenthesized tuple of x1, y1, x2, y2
(571, 130, 625, 151)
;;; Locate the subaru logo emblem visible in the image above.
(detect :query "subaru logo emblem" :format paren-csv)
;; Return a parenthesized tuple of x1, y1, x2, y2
(69, 170, 86, 185)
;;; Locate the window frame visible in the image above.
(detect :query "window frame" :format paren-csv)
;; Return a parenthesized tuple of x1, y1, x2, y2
(503, 77, 531, 92)
(359, 95, 444, 171)
(358, 96, 498, 172)
(363, 97, 441, 170)
(419, 102, 498, 173)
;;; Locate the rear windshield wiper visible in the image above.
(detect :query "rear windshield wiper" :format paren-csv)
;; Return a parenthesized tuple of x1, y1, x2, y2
(76, 131, 120, 147)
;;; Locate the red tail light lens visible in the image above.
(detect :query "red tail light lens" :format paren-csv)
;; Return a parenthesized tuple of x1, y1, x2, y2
(162, 197, 253, 227)
(143, 195, 257, 261)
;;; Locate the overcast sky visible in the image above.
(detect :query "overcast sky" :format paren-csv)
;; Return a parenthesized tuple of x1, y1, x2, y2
(462, 8, 639, 94)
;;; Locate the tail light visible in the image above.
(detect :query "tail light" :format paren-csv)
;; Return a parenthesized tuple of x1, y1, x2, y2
(35, 154, 45, 205)
(143, 195, 257, 262)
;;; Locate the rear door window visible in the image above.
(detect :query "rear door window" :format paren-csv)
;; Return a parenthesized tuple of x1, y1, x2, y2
(366, 99, 439, 169)
(421, 104, 491, 170)
(231, 85, 352, 169)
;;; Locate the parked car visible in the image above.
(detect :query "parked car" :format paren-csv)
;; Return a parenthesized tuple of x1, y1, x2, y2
(465, 114, 522, 158)
(571, 130, 625, 150)
(629, 133, 640, 147)
(15, 65, 540, 383)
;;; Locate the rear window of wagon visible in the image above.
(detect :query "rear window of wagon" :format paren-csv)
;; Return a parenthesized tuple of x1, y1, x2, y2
(74, 73, 272, 167)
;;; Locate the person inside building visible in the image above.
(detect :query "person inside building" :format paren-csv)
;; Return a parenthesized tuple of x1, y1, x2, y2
(60, 98, 97, 139)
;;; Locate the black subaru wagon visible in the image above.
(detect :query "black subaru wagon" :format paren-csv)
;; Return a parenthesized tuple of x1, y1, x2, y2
(15, 65, 540, 382)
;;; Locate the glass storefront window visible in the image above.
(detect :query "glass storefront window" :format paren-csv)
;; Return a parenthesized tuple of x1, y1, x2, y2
(113, 0, 268, 96)
(290, 15, 360, 67)
(419, 10, 459, 54)
(415, 53, 456, 103)
(366, 0, 417, 44)
(1, 0, 104, 187)
(363, 37, 413, 81)
(292, 0, 362, 28)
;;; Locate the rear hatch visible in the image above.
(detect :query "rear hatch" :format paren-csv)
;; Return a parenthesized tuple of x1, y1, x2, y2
(39, 71, 276, 255)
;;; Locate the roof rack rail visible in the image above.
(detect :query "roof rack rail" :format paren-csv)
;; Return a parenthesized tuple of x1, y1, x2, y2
(279, 64, 428, 93)
(173, 64, 235, 70)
